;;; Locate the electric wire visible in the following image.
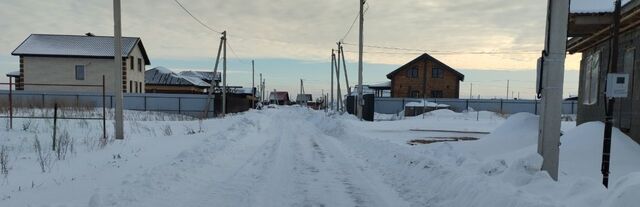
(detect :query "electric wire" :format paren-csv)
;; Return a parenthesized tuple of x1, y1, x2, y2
(173, 0, 223, 34)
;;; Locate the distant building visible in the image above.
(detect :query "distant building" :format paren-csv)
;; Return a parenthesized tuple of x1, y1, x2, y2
(296, 94, 313, 105)
(145, 67, 210, 94)
(385, 53, 464, 98)
(567, 0, 640, 144)
(11, 34, 150, 93)
(269, 91, 291, 105)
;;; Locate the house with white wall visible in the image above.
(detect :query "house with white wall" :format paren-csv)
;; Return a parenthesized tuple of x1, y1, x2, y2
(11, 34, 150, 93)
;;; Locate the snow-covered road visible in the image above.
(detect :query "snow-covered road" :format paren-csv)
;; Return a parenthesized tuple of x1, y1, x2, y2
(129, 109, 410, 207)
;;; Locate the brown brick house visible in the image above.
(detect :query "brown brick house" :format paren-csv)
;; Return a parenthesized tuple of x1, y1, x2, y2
(386, 53, 464, 98)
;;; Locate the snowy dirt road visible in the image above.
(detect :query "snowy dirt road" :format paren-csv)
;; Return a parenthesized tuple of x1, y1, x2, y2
(130, 109, 410, 207)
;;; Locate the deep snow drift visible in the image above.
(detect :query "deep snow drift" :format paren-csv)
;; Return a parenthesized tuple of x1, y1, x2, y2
(0, 107, 638, 207)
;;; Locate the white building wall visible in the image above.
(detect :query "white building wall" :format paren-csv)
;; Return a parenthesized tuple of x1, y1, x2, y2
(22, 44, 147, 93)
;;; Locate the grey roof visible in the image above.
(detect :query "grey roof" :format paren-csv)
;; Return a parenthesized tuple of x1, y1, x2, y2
(145, 67, 210, 87)
(178, 71, 221, 82)
(12, 34, 150, 64)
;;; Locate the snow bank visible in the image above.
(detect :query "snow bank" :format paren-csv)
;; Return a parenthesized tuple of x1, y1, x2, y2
(560, 122, 640, 182)
(601, 173, 640, 207)
(455, 113, 539, 158)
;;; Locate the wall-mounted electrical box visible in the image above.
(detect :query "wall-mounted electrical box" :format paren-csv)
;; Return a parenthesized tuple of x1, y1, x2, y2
(606, 73, 629, 98)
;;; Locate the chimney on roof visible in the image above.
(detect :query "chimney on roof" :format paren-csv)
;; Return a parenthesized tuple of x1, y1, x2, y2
(85, 32, 95, 37)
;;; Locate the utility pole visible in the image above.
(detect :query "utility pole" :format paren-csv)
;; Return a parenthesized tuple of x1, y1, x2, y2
(203, 32, 224, 118)
(113, 0, 124, 140)
(222, 31, 227, 117)
(335, 48, 342, 112)
(357, 0, 366, 120)
(259, 73, 263, 103)
(602, 0, 622, 188)
(339, 42, 351, 95)
(537, 0, 569, 181)
(331, 50, 335, 111)
(252, 60, 255, 108)
(506, 80, 510, 99)
(470, 83, 473, 99)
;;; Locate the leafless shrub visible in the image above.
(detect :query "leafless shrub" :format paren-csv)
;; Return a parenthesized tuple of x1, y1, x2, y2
(185, 125, 196, 135)
(22, 119, 32, 131)
(198, 119, 204, 133)
(163, 125, 173, 136)
(56, 130, 73, 160)
(33, 136, 52, 173)
(0, 146, 10, 178)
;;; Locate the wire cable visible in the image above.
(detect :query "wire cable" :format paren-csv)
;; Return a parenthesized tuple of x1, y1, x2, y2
(340, 2, 370, 42)
(174, 0, 223, 34)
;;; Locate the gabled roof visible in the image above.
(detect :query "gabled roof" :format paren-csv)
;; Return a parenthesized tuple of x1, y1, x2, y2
(386, 53, 464, 81)
(11, 34, 151, 65)
(269, 91, 290, 101)
(145, 67, 210, 87)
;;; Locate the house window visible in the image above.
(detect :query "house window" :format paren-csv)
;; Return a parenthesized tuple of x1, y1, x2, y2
(138, 58, 143, 72)
(583, 51, 601, 105)
(432, 68, 444, 78)
(406, 67, 419, 78)
(130, 57, 134, 70)
(410, 90, 420, 98)
(75, 65, 85, 80)
(130, 80, 133, 93)
(135, 81, 139, 93)
(139, 82, 143, 93)
(431, 90, 443, 98)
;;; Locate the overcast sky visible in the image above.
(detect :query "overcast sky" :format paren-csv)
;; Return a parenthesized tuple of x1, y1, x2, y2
(0, 0, 582, 98)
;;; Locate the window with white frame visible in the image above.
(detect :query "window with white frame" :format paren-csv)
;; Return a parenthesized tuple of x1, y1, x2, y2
(583, 51, 600, 105)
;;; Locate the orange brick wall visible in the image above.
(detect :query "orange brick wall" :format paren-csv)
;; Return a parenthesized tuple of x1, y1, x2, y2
(391, 60, 460, 98)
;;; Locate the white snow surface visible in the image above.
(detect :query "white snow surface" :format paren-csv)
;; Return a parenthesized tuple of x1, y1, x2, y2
(0, 107, 639, 206)
(404, 100, 449, 108)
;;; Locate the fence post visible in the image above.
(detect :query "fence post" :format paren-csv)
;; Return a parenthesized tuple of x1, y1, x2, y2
(535, 100, 539, 115)
(41, 94, 45, 107)
(76, 94, 80, 108)
(52, 103, 58, 151)
(102, 75, 106, 140)
(500, 99, 504, 114)
(9, 78, 13, 129)
(178, 97, 182, 114)
(144, 96, 147, 111)
(466, 99, 469, 111)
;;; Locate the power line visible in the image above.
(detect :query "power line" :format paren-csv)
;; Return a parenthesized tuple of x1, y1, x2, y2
(342, 50, 538, 55)
(340, 2, 370, 42)
(342, 42, 539, 55)
(173, 0, 223, 34)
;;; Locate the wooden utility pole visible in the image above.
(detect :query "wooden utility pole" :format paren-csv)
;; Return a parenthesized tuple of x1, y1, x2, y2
(602, 0, 622, 188)
(338, 42, 351, 95)
(222, 31, 227, 117)
(113, 0, 124, 139)
(330, 50, 336, 111)
(357, 0, 366, 120)
(333, 50, 342, 112)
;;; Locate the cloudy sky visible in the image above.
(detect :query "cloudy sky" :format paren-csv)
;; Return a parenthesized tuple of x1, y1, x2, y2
(0, 0, 583, 98)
